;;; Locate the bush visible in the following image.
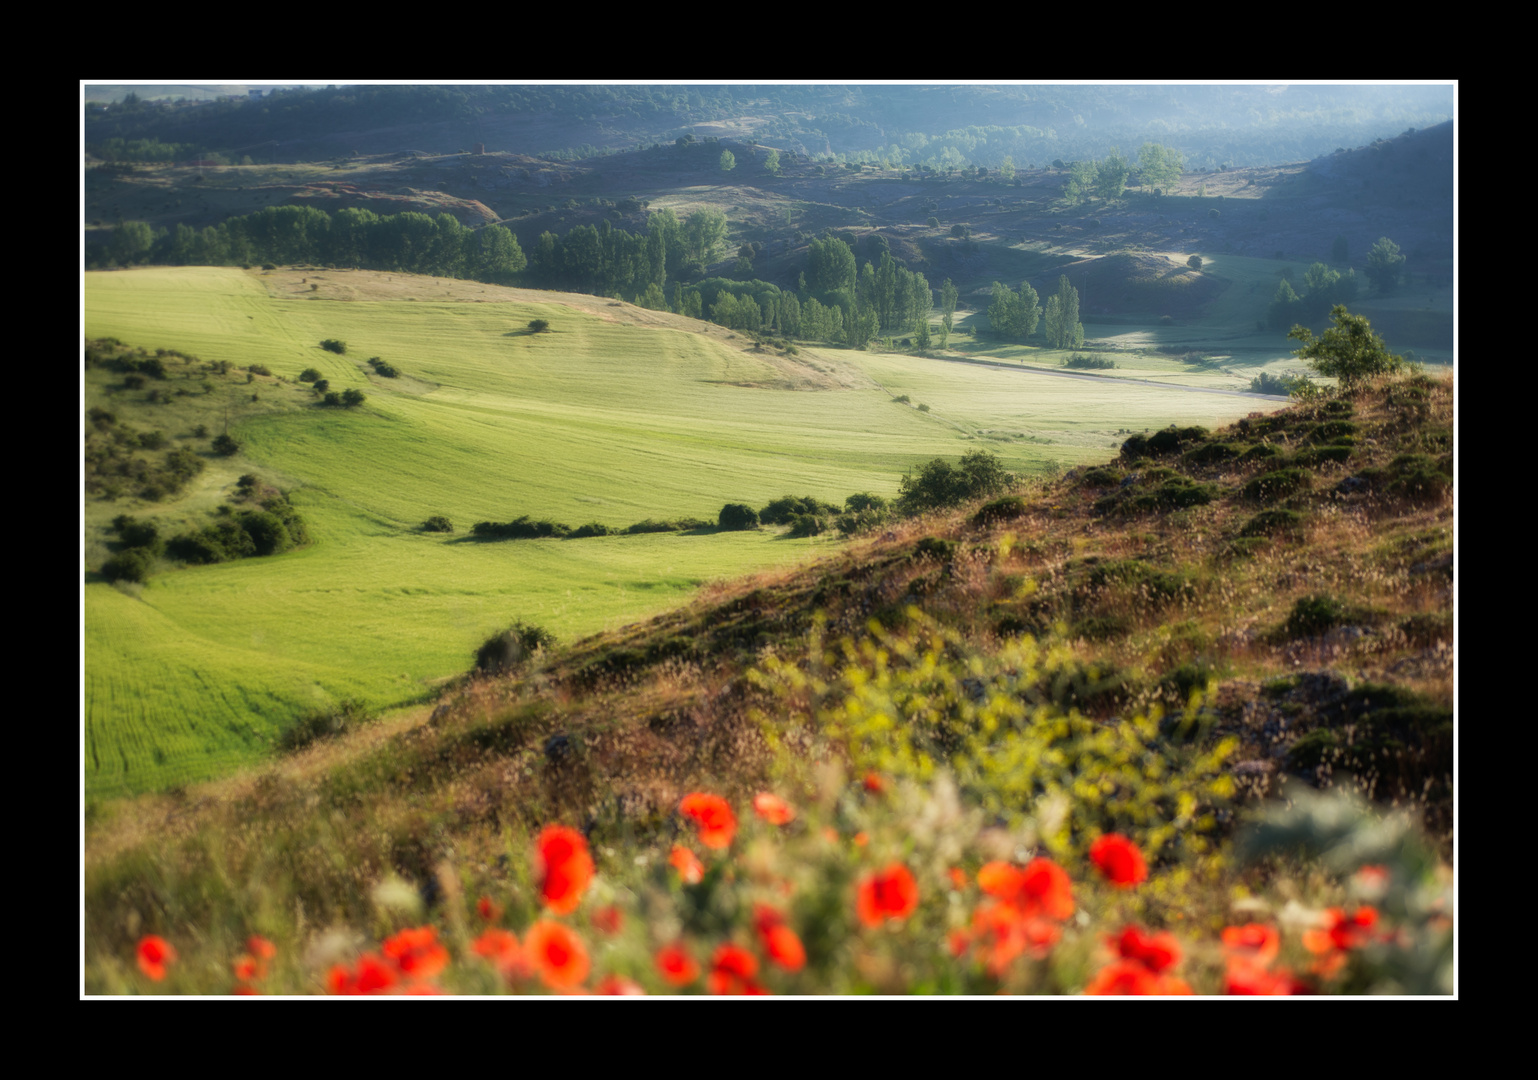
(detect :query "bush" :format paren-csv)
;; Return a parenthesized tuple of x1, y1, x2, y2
(1064, 354, 1116, 370)
(787, 513, 827, 538)
(471, 517, 572, 540)
(1243, 468, 1311, 503)
(1187, 255, 1203, 270)
(898, 450, 1014, 515)
(475, 622, 557, 674)
(1288, 306, 1404, 387)
(1240, 509, 1305, 537)
(569, 522, 614, 538)
(972, 496, 1028, 525)
(528, 319, 550, 333)
(844, 493, 888, 513)
(101, 547, 154, 583)
(422, 516, 454, 533)
(277, 699, 373, 753)
(247, 364, 272, 377)
(299, 368, 322, 383)
(761, 495, 842, 525)
(368, 358, 400, 378)
(341, 389, 367, 408)
(718, 503, 760, 531)
(320, 339, 347, 355)
(212, 433, 239, 456)
(1282, 595, 1347, 638)
(312, 379, 330, 394)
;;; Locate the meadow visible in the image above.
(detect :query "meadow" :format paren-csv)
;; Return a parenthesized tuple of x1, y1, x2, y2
(85, 266, 1274, 797)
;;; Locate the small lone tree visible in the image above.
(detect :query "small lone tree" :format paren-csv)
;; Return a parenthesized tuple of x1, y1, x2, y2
(1187, 255, 1203, 270)
(1365, 236, 1406, 295)
(1288, 306, 1404, 388)
(528, 319, 550, 333)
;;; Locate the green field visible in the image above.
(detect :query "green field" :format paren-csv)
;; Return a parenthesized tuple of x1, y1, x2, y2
(83, 266, 1273, 798)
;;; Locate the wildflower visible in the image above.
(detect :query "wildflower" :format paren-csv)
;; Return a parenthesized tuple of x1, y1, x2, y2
(948, 867, 969, 891)
(655, 943, 701, 987)
(856, 863, 919, 928)
(1089, 833, 1148, 888)
(754, 904, 806, 972)
(382, 925, 449, 981)
(472, 928, 528, 981)
(525, 920, 591, 990)
(232, 953, 261, 983)
(708, 943, 765, 995)
(669, 844, 704, 885)
(136, 935, 177, 982)
(591, 905, 624, 935)
(327, 953, 398, 995)
(1221, 923, 1281, 969)
(862, 772, 886, 794)
(1113, 926, 1181, 973)
(1226, 960, 1307, 996)
(535, 824, 594, 914)
(1084, 924, 1191, 995)
(1304, 906, 1380, 955)
(753, 792, 796, 825)
(595, 974, 646, 996)
(1083, 958, 1192, 996)
(476, 895, 504, 923)
(246, 935, 276, 964)
(680, 793, 737, 849)
(1018, 857, 1074, 921)
(852, 831, 870, 847)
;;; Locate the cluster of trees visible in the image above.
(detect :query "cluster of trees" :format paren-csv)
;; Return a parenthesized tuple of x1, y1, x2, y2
(1268, 261, 1360, 330)
(93, 205, 530, 284)
(1063, 142, 1183, 204)
(101, 485, 310, 582)
(988, 281, 1040, 340)
(528, 208, 725, 296)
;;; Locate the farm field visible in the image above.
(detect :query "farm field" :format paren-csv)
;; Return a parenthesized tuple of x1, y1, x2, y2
(84, 266, 1273, 798)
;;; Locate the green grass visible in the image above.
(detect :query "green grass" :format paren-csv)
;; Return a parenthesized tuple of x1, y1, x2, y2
(84, 266, 1268, 797)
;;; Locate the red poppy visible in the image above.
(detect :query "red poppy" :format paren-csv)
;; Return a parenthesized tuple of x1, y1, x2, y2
(246, 935, 276, 963)
(535, 824, 595, 914)
(948, 867, 969, 891)
(1084, 958, 1191, 996)
(856, 863, 919, 927)
(655, 943, 700, 987)
(327, 953, 398, 995)
(1089, 833, 1148, 888)
(382, 926, 449, 981)
(964, 900, 1063, 975)
(1018, 857, 1075, 921)
(679, 793, 737, 849)
(472, 928, 528, 981)
(1113, 926, 1181, 974)
(669, 844, 704, 885)
(1221, 923, 1281, 968)
(708, 943, 763, 995)
(1226, 959, 1307, 996)
(136, 935, 177, 981)
(232, 954, 260, 982)
(525, 920, 591, 990)
(595, 974, 646, 996)
(591, 905, 624, 935)
(977, 861, 1025, 904)
(862, 772, 886, 794)
(753, 792, 796, 825)
(476, 895, 504, 923)
(1304, 906, 1380, 954)
(753, 904, 805, 972)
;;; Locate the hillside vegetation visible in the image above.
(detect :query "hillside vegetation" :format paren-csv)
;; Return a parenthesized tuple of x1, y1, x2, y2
(84, 267, 1276, 798)
(84, 370, 1453, 995)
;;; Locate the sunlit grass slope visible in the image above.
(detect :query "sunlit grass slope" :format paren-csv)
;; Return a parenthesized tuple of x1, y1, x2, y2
(84, 267, 1266, 797)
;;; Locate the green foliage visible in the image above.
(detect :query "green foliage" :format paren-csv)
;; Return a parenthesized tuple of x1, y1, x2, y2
(528, 319, 550, 333)
(720, 150, 736, 172)
(299, 368, 322, 383)
(471, 517, 572, 540)
(763, 149, 780, 175)
(101, 547, 155, 584)
(475, 622, 557, 673)
(368, 358, 400, 378)
(276, 699, 374, 753)
(341, 389, 367, 408)
(717, 503, 760, 531)
(761, 495, 842, 525)
(898, 450, 1014, 515)
(972, 496, 1027, 525)
(1289, 306, 1404, 387)
(1243, 468, 1311, 503)
(1187, 255, 1203, 270)
(1063, 354, 1114, 370)
(212, 433, 239, 456)
(1365, 236, 1406, 294)
(1095, 147, 1130, 200)
(1136, 142, 1183, 194)
(987, 281, 1040, 340)
(421, 515, 454, 533)
(1042, 276, 1083, 350)
(320, 339, 347, 355)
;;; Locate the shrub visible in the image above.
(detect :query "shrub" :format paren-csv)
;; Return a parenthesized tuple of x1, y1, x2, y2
(718, 503, 760, 531)
(299, 368, 322, 383)
(972, 496, 1028, 525)
(787, 513, 827, 538)
(341, 389, 367, 408)
(569, 522, 614, 538)
(1120, 426, 1208, 460)
(1240, 509, 1305, 537)
(1243, 468, 1311, 503)
(312, 379, 330, 394)
(836, 508, 890, 536)
(277, 699, 373, 753)
(528, 319, 551, 333)
(321, 392, 343, 408)
(1064, 354, 1116, 370)
(1282, 595, 1348, 638)
(898, 450, 1014, 515)
(247, 365, 272, 377)
(368, 358, 400, 378)
(761, 495, 841, 526)
(844, 493, 888, 513)
(475, 622, 557, 673)
(917, 403, 931, 412)
(320, 339, 347, 355)
(101, 548, 154, 583)
(471, 517, 572, 540)
(212, 433, 239, 456)
(1187, 255, 1203, 270)
(422, 516, 454, 533)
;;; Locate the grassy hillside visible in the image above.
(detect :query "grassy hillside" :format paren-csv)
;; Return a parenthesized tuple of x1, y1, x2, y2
(84, 267, 1269, 797)
(82, 370, 1454, 995)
